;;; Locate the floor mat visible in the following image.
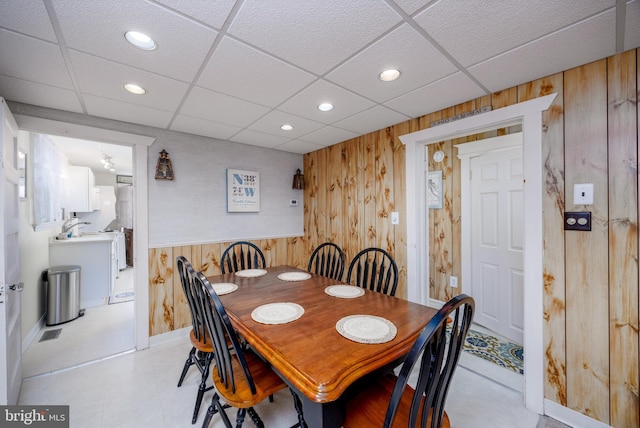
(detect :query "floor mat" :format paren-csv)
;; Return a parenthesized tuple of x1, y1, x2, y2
(108, 291, 134, 305)
(462, 329, 524, 375)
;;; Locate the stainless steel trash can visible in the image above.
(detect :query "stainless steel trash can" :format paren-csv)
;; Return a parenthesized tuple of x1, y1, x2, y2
(46, 265, 81, 326)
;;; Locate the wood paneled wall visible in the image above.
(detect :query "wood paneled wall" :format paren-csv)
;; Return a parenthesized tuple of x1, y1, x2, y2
(148, 237, 306, 335)
(301, 50, 639, 427)
(148, 49, 639, 427)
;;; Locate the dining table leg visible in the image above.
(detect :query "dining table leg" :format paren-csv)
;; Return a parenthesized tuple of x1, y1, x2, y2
(298, 394, 344, 428)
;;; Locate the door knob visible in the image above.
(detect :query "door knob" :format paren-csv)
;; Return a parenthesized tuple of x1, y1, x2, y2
(9, 282, 24, 292)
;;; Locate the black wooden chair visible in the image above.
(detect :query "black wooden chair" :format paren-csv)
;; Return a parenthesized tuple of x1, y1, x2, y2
(307, 242, 345, 281)
(342, 294, 475, 428)
(176, 256, 215, 424)
(220, 241, 266, 274)
(193, 271, 303, 428)
(346, 247, 398, 296)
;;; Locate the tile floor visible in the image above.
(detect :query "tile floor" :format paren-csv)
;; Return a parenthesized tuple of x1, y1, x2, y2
(22, 267, 135, 379)
(19, 269, 569, 427)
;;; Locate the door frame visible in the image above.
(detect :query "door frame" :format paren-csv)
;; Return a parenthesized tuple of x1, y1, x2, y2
(10, 115, 154, 350)
(399, 93, 557, 415)
(1, 98, 21, 404)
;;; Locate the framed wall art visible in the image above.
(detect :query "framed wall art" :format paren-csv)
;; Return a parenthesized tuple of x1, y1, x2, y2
(427, 170, 442, 209)
(227, 168, 260, 212)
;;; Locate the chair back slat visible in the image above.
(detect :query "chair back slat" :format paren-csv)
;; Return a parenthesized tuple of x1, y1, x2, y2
(384, 294, 475, 428)
(346, 247, 398, 296)
(192, 271, 257, 395)
(307, 242, 345, 281)
(176, 256, 208, 344)
(221, 241, 266, 274)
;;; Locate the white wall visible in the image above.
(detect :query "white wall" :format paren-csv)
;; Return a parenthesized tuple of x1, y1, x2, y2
(17, 131, 57, 344)
(148, 138, 303, 247)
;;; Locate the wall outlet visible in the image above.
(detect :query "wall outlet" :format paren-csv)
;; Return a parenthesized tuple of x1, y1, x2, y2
(289, 199, 299, 206)
(449, 276, 458, 288)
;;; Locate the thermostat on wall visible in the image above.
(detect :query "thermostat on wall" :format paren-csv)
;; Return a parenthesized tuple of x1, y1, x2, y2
(289, 199, 299, 206)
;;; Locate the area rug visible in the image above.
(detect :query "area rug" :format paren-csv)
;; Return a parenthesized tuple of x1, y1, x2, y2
(108, 291, 134, 305)
(462, 328, 524, 375)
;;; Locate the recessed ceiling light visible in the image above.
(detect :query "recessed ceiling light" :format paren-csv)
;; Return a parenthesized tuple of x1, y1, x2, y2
(281, 124, 294, 131)
(379, 69, 401, 82)
(124, 83, 146, 95)
(124, 31, 156, 50)
(318, 103, 334, 112)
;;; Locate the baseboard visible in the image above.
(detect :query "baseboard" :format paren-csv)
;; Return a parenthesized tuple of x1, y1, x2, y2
(544, 399, 612, 428)
(22, 314, 46, 353)
(149, 326, 190, 347)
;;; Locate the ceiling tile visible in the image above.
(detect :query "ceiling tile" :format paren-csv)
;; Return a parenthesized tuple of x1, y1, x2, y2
(197, 37, 316, 107)
(0, 0, 57, 42)
(180, 86, 270, 127)
(392, 0, 432, 15)
(326, 24, 457, 103)
(0, 30, 74, 89)
(170, 114, 242, 140)
(278, 80, 376, 124)
(247, 110, 325, 138)
(230, 129, 291, 149)
(52, 0, 217, 81)
(273, 139, 325, 154)
(469, 10, 616, 92)
(384, 72, 486, 118)
(154, 0, 237, 29)
(228, 0, 402, 74)
(83, 95, 174, 128)
(299, 126, 360, 146)
(69, 50, 189, 111)
(414, 0, 616, 67)
(334, 105, 411, 135)
(0, 76, 83, 113)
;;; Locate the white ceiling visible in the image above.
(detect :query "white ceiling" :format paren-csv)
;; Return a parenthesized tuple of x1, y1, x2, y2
(2, 0, 639, 171)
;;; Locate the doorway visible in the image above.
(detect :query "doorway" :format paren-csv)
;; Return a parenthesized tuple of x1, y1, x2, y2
(22, 135, 136, 378)
(400, 94, 557, 414)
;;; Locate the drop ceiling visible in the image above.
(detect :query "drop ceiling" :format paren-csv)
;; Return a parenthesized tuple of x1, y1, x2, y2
(1, 0, 639, 162)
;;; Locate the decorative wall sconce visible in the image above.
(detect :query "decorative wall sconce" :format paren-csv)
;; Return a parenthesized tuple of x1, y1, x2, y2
(292, 168, 305, 189)
(155, 149, 174, 180)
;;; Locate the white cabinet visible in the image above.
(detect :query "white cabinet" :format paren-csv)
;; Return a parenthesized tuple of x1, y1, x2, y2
(67, 166, 96, 212)
(49, 234, 116, 307)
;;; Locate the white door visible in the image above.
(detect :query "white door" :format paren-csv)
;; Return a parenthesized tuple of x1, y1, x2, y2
(470, 145, 524, 344)
(0, 98, 22, 404)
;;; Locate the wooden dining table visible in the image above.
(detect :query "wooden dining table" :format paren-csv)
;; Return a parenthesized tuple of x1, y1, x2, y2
(207, 265, 437, 428)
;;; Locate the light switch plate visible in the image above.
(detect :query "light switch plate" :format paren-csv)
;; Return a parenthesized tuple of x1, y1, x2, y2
(574, 183, 593, 205)
(391, 212, 399, 225)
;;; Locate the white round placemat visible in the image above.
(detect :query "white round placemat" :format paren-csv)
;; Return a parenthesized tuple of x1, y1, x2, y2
(251, 302, 305, 325)
(277, 271, 311, 281)
(336, 315, 397, 344)
(324, 285, 365, 298)
(235, 268, 267, 278)
(211, 282, 238, 295)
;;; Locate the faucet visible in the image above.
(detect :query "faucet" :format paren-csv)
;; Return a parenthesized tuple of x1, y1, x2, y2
(62, 219, 91, 234)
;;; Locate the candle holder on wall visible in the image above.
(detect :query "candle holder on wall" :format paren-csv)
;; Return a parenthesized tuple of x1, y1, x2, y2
(155, 149, 174, 180)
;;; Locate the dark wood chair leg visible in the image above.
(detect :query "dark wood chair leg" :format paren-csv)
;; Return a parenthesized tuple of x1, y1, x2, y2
(289, 389, 307, 428)
(246, 407, 264, 428)
(178, 347, 196, 387)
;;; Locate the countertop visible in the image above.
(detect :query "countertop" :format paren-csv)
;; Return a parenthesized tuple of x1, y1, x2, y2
(49, 232, 117, 245)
